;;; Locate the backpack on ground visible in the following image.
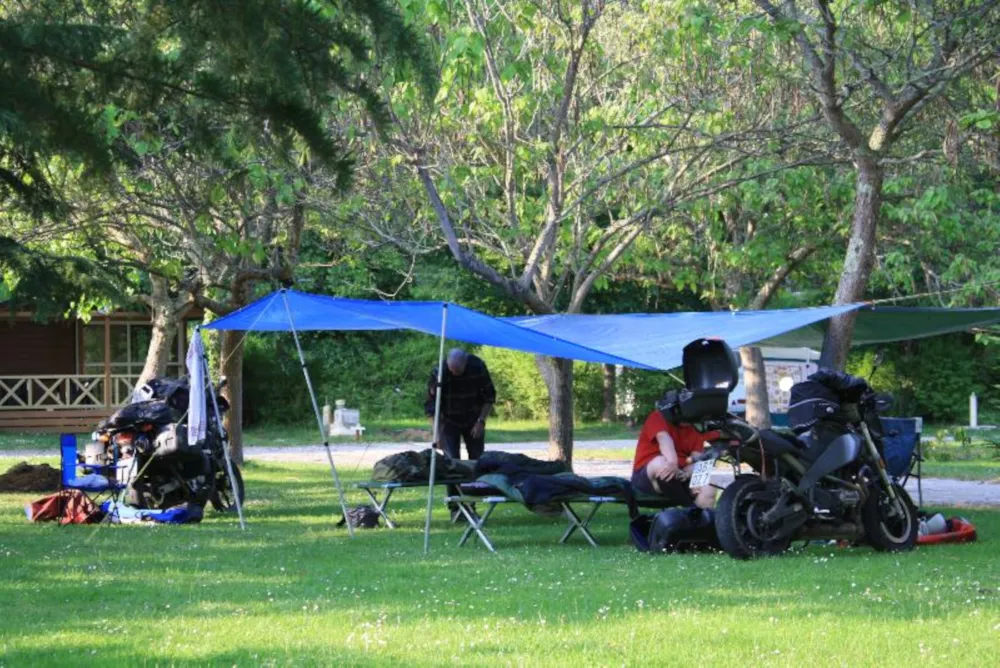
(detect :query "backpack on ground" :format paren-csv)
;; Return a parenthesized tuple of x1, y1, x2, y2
(337, 505, 381, 529)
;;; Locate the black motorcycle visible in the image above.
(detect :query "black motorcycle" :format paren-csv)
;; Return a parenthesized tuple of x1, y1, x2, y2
(658, 339, 918, 560)
(90, 377, 245, 512)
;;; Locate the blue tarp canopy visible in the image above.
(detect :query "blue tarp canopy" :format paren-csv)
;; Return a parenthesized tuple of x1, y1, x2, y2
(505, 304, 863, 370)
(506, 305, 1000, 369)
(203, 289, 658, 368)
(205, 290, 1000, 370)
(205, 290, 871, 370)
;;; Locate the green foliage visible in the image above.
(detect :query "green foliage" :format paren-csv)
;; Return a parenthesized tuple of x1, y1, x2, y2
(242, 331, 440, 425)
(1, 0, 437, 216)
(243, 332, 622, 425)
(619, 368, 685, 422)
(0, 236, 126, 319)
(476, 347, 549, 421)
(847, 334, 992, 422)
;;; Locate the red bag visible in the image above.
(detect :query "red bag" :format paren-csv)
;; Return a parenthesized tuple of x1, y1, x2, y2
(917, 517, 977, 546)
(25, 490, 103, 525)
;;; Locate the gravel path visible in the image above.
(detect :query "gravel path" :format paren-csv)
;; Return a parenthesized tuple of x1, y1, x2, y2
(4, 438, 997, 506)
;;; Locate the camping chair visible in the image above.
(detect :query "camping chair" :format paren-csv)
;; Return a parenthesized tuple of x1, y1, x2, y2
(880, 417, 923, 507)
(59, 433, 127, 523)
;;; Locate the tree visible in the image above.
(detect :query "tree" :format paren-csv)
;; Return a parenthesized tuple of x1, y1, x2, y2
(360, 0, 814, 464)
(751, 0, 1000, 369)
(3, 1, 436, 459)
(0, 235, 126, 319)
(71, 112, 322, 463)
(1, 0, 434, 218)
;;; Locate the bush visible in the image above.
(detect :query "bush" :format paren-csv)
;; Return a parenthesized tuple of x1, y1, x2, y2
(242, 331, 441, 425)
(846, 334, 989, 422)
(618, 367, 684, 422)
(476, 347, 613, 422)
(476, 347, 549, 420)
(245, 333, 614, 425)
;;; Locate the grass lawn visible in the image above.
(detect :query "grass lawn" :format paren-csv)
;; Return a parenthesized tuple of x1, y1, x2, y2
(1, 459, 998, 667)
(243, 419, 638, 446)
(0, 420, 638, 452)
(920, 461, 1000, 481)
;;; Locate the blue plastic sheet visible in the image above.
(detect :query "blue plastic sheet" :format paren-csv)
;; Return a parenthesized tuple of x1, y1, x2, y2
(204, 290, 657, 368)
(503, 305, 863, 370)
(204, 290, 1000, 371)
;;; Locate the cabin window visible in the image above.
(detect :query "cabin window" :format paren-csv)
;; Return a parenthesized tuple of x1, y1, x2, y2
(82, 323, 184, 377)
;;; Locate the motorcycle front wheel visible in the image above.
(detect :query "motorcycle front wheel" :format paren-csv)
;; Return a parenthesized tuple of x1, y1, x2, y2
(210, 463, 245, 512)
(862, 482, 917, 552)
(715, 475, 792, 560)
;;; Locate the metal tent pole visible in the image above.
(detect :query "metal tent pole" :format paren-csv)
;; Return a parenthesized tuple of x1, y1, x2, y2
(424, 304, 449, 554)
(197, 328, 246, 530)
(280, 290, 354, 538)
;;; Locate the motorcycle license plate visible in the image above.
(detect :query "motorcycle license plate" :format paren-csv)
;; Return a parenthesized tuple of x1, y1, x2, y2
(689, 458, 716, 489)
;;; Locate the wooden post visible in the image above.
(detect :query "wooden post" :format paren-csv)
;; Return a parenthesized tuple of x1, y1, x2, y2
(103, 315, 111, 407)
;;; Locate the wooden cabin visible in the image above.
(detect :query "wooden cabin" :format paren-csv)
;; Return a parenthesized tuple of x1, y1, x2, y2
(0, 306, 197, 432)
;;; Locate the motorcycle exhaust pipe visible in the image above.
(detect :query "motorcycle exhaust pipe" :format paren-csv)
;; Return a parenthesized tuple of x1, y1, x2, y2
(798, 521, 864, 542)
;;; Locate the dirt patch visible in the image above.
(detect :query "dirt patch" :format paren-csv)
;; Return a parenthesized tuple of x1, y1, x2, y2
(392, 428, 433, 442)
(0, 461, 61, 492)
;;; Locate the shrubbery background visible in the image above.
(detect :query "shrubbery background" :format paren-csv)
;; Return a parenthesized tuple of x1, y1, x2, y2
(242, 330, 997, 426)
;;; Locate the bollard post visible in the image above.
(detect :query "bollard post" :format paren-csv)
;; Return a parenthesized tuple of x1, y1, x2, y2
(322, 401, 332, 437)
(970, 392, 978, 428)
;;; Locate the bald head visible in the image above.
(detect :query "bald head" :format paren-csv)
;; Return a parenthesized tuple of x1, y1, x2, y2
(446, 348, 469, 376)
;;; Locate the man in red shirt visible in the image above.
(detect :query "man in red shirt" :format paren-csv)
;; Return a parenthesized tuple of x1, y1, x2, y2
(631, 409, 717, 508)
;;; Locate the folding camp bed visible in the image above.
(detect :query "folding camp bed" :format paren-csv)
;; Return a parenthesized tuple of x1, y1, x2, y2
(354, 479, 475, 528)
(444, 492, 679, 553)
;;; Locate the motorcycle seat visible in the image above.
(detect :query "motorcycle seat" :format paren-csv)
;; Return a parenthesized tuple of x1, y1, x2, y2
(758, 429, 810, 456)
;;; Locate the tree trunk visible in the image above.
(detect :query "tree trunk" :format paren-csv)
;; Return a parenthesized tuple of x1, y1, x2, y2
(220, 328, 245, 465)
(138, 276, 182, 386)
(601, 363, 616, 423)
(820, 158, 884, 370)
(740, 346, 772, 429)
(220, 283, 251, 465)
(138, 310, 175, 386)
(536, 356, 575, 467)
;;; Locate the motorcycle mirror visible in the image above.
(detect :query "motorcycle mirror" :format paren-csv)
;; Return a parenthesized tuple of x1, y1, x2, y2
(868, 349, 887, 382)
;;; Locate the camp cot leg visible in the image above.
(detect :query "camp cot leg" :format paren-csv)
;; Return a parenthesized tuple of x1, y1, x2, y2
(456, 498, 498, 552)
(280, 291, 354, 538)
(424, 304, 449, 554)
(361, 486, 397, 529)
(559, 500, 603, 544)
(198, 328, 246, 531)
(560, 502, 601, 548)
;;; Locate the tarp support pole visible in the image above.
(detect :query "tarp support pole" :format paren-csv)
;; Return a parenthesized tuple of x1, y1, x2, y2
(197, 327, 246, 530)
(424, 304, 449, 554)
(280, 290, 355, 538)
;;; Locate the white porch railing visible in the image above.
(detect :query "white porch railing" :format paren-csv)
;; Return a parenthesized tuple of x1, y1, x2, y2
(0, 375, 141, 410)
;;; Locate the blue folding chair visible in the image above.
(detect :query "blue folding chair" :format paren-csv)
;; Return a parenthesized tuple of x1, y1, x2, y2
(60, 434, 126, 522)
(880, 417, 923, 507)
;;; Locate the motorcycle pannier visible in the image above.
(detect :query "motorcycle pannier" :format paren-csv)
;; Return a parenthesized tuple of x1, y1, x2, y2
(104, 400, 175, 431)
(153, 424, 202, 457)
(787, 379, 842, 433)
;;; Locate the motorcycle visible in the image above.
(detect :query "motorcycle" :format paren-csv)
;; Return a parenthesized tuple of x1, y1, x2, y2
(89, 376, 245, 512)
(658, 339, 918, 560)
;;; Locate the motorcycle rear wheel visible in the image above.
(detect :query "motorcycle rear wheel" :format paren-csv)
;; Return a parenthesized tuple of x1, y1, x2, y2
(716, 475, 792, 560)
(210, 464, 245, 512)
(862, 482, 917, 552)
